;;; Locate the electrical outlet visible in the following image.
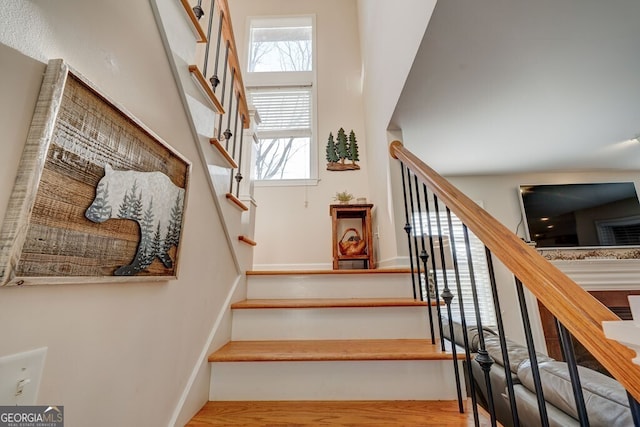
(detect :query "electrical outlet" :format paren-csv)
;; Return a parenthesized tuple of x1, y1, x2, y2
(0, 347, 47, 405)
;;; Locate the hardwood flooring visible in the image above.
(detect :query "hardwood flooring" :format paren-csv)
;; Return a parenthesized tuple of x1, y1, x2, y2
(186, 400, 495, 426)
(208, 339, 464, 362)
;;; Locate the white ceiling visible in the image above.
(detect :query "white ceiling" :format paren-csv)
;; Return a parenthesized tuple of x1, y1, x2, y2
(390, 0, 640, 176)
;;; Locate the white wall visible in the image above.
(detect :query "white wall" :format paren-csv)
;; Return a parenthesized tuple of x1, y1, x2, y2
(230, 0, 369, 269)
(0, 2, 238, 425)
(357, 0, 437, 267)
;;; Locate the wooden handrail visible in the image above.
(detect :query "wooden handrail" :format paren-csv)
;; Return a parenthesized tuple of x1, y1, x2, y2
(389, 140, 640, 401)
(215, 0, 250, 129)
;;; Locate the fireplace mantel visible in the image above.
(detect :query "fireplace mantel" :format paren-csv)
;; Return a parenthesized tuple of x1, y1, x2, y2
(549, 259, 640, 291)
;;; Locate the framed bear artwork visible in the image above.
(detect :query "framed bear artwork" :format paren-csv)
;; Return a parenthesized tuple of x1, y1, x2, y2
(0, 59, 191, 286)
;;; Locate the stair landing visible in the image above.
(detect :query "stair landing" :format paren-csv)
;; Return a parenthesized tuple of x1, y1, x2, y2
(186, 400, 494, 426)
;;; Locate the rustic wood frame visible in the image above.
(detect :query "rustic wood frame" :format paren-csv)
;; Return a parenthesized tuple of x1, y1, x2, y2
(0, 59, 191, 286)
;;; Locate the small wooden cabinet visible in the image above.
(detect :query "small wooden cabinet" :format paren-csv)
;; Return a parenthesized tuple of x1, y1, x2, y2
(330, 204, 375, 270)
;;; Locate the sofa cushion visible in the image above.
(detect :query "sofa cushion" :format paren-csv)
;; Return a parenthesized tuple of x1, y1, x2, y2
(517, 360, 632, 427)
(441, 318, 496, 353)
(484, 334, 553, 374)
(510, 384, 580, 427)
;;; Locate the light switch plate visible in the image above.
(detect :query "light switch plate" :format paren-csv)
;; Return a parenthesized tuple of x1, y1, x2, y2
(0, 347, 47, 405)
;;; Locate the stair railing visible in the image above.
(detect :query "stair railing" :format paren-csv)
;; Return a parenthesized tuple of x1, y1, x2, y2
(181, 0, 250, 200)
(390, 140, 640, 427)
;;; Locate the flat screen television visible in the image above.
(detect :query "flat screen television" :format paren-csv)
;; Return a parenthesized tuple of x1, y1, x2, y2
(518, 182, 640, 248)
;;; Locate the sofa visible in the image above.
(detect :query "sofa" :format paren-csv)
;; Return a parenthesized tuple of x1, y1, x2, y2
(443, 320, 633, 427)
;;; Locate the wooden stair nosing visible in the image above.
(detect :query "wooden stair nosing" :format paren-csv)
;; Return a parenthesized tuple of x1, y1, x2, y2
(209, 138, 238, 169)
(238, 235, 257, 246)
(231, 298, 435, 309)
(188, 65, 225, 113)
(226, 193, 249, 211)
(179, 0, 207, 43)
(208, 339, 464, 362)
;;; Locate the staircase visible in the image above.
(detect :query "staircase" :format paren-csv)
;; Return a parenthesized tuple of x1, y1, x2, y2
(187, 269, 474, 424)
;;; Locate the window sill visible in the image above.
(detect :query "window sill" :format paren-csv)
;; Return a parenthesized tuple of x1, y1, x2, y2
(255, 178, 319, 187)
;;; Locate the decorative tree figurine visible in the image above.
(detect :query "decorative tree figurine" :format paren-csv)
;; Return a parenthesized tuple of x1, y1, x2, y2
(348, 130, 360, 167)
(336, 128, 349, 165)
(326, 132, 339, 165)
(326, 128, 361, 171)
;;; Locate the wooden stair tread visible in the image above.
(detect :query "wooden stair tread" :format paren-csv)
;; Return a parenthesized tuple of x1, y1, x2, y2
(209, 138, 238, 169)
(187, 399, 495, 426)
(208, 339, 464, 362)
(179, 0, 207, 43)
(226, 193, 249, 211)
(188, 65, 225, 113)
(231, 298, 432, 309)
(238, 235, 257, 246)
(246, 268, 411, 276)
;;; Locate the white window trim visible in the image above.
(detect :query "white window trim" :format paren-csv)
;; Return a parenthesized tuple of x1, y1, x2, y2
(245, 14, 318, 185)
(255, 178, 319, 187)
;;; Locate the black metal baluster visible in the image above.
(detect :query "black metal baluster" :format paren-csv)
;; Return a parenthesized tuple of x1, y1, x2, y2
(235, 110, 245, 197)
(202, 1, 216, 77)
(627, 392, 640, 426)
(433, 196, 464, 413)
(210, 11, 224, 91)
(485, 248, 520, 427)
(407, 169, 423, 302)
(192, 0, 204, 20)
(446, 208, 478, 423)
(223, 71, 235, 149)
(414, 176, 435, 344)
(463, 226, 496, 427)
(556, 320, 589, 426)
(228, 94, 240, 193)
(217, 41, 230, 141)
(515, 278, 550, 427)
(400, 162, 418, 300)
(423, 184, 446, 351)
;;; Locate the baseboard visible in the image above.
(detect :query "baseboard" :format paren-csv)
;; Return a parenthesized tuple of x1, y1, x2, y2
(168, 274, 243, 427)
(253, 259, 410, 271)
(252, 262, 333, 271)
(377, 256, 410, 269)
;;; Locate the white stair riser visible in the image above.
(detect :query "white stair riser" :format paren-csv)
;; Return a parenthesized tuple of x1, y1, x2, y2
(630, 295, 639, 324)
(602, 321, 640, 366)
(247, 273, 414, 299)
(210, 360, 464, 401)
(231, 307, 436, 340)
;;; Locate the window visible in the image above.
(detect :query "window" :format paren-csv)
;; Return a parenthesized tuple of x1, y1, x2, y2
(246, 16, 316, 183)
(414, 210, 497, 328)
(248, 19, 312, 72)
(250, 88, 311, 179)
(596, 215, 640, 245)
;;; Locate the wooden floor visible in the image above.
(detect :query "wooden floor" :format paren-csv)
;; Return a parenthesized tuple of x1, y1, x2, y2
(186, 400, 495, 426)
